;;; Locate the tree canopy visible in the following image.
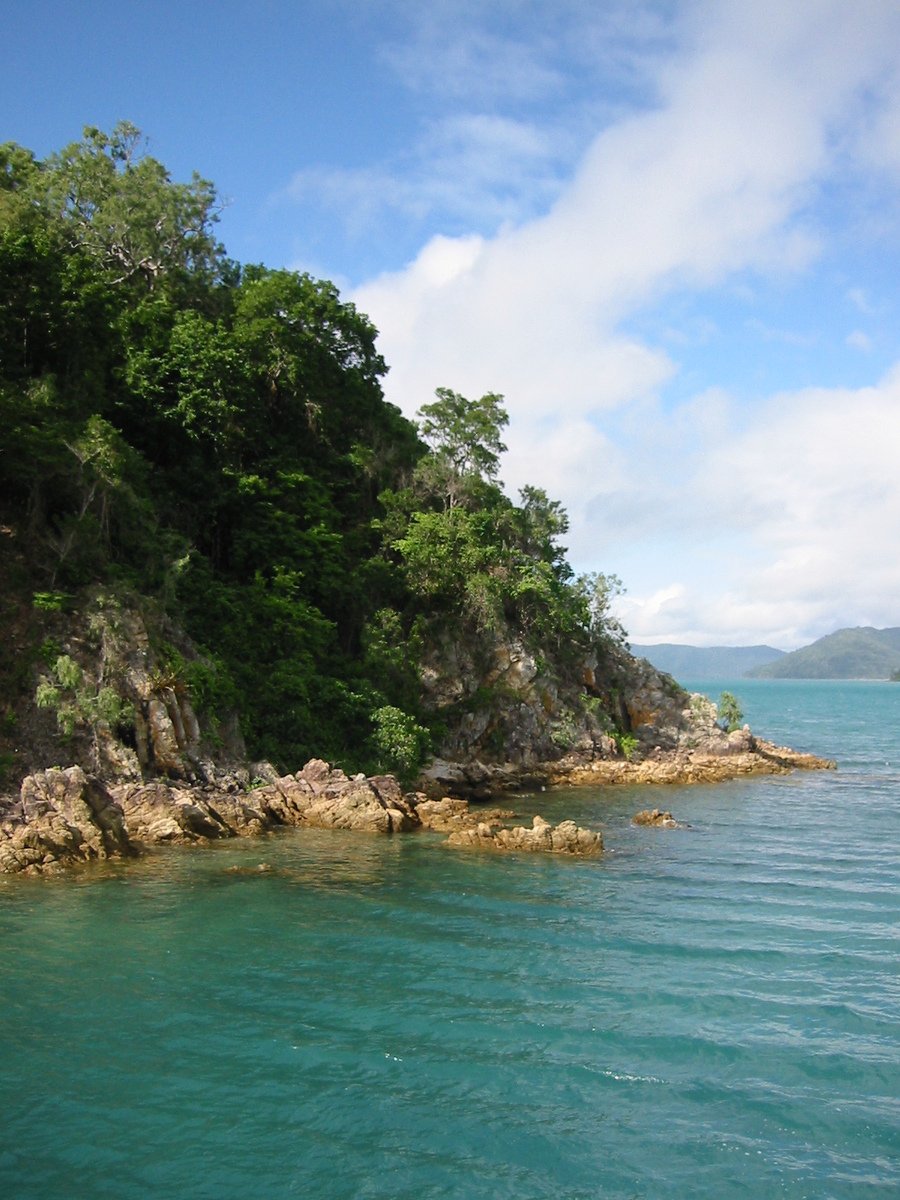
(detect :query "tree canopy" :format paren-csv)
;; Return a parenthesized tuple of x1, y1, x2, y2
(0, 125, 629, 780)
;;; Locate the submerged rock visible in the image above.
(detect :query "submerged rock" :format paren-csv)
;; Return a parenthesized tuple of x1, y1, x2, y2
(633, 808, 681, 828)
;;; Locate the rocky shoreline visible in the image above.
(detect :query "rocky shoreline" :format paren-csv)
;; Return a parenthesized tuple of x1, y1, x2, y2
(0, 584, 837, 877)
(0, 758, 602, 876)
(0, 738, 835, 876)
(420, 734, 835, 798)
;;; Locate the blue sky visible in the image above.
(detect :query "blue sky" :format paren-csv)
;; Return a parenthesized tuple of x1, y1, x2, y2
(5, 0, 900, 648)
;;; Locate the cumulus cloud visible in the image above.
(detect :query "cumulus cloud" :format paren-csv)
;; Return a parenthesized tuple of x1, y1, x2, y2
(346, 0, 900, 646)
(618, 366, 900, 646)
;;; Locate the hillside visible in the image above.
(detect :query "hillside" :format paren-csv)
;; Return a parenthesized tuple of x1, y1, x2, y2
(0, 123, 698, 794)
(632, 643, 784, 680)
(748, 627, 900, 679)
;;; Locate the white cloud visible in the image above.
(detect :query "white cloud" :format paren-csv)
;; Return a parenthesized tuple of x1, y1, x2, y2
(348, 0, 900, 646)
(746, 319, 818, 348)
(846, 286, 874, 315)
(376, 0, 677, 107)
(846, 329, 873, 352)
(282, 112, 570, 241)
(621, 366, 900, 646)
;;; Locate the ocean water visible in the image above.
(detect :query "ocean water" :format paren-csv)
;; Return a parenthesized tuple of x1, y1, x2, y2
(1, 680, 898, 1199)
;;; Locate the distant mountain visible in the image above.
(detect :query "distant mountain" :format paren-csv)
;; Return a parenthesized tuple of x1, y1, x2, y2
(631, 643, 785, 681)
(747, 627, 900, 679)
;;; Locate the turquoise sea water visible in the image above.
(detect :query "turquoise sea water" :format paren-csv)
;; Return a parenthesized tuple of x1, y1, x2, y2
(1, 680, 898, 1199)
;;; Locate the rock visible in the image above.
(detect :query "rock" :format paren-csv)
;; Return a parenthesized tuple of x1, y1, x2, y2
(0, 767, 133, 875)
(414, 795, 516, 833)
(633, 808, 681, 828)
(414, 796, 473, 832)
(259, 762, 420, 834)
(0, 733, 834, 875)
(446, 813, 602, 856)
(113, 781, 234, 844)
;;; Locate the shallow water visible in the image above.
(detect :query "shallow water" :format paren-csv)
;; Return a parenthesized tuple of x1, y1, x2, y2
(2, 681, 898, 1198)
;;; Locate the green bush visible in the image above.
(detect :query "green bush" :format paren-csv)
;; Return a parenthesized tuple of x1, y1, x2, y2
(718, 691, 744, 732)
(35, 655, 133, 739)
(369, 705, 430, 781)
(613, 730, 639, 760)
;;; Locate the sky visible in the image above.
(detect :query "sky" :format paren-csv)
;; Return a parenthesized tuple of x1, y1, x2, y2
(5, 0, 900, 649)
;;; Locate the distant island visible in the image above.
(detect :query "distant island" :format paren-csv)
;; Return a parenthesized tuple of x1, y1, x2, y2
(747, 627, 900, 679)
(631, 644, 785, 680)
(635, 627, 900, 682)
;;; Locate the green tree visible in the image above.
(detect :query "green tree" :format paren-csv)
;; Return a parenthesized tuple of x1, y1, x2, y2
(717, 691, 744, 732)
(574, 571, 628, 649)
(415, 387, 508, 509)
(368, 705, 431, 781)
(38, 122, 224, 293)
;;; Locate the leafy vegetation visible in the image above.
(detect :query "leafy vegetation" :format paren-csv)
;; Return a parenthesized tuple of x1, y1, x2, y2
(1, 124, 631, 776)
(717, 692, 744, 733)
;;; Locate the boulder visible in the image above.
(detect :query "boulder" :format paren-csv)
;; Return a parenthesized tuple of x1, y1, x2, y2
(0, 767, 132, 875)
(112, 780, 244, 844)
(259, 762, 420, 834)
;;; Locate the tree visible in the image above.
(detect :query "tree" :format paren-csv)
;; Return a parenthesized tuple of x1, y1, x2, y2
(509, 485, 570, 569)
(718, 692, 744, 732)
(415, 387, 508, 509)
(6, 123, 224, 294)
(574, 571, 628, 649)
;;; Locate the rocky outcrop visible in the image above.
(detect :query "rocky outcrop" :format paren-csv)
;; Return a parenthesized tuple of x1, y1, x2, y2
(419, 734, 835, 798)
(0, 767, 133, 875)
(420, 633, 615, 767)
(554, 737, 835, 788)
(416, 625, 819, 781)
(446, 814, 603, 856)
(0, 758, 604, 874)
(261, 761, 420, 835)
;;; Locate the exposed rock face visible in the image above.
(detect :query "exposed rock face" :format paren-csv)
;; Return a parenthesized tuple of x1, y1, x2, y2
(13, 590, 246, 790)
(416, 626, 796, 778)
(0, 767, 132, 875)
(420, 632, 612, 767)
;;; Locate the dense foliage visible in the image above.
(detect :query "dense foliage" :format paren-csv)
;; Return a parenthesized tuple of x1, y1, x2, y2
(1, 125, 626, 778)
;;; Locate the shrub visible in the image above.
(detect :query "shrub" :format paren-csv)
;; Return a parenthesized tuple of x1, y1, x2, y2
(718, 691, 744, 732)
(369, 705, 430, 781)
